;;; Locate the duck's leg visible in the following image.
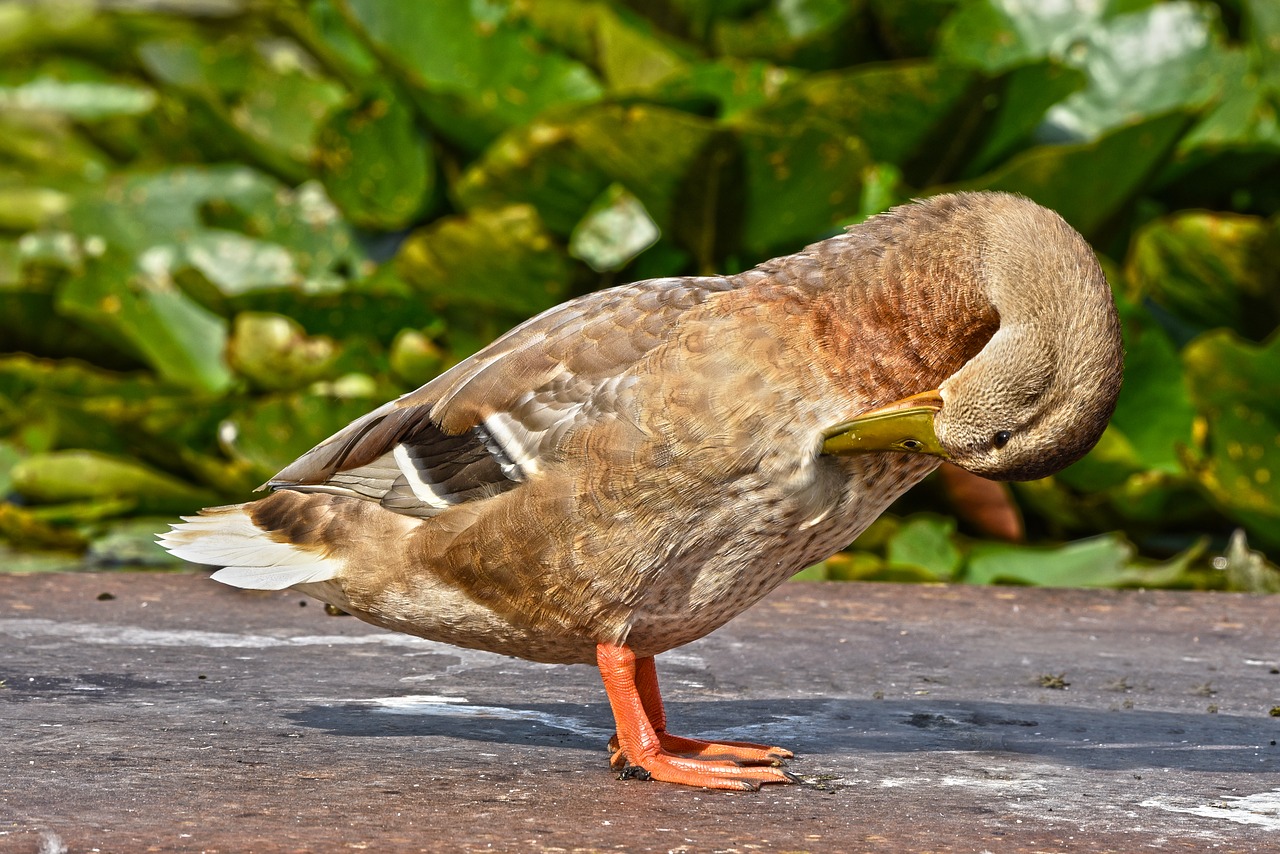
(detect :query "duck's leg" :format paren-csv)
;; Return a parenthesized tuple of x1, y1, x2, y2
(632, 654, 794, 763)
(597, 642, 798, 790)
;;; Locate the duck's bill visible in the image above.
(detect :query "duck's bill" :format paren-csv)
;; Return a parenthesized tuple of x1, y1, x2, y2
(821, 390, 948, 458)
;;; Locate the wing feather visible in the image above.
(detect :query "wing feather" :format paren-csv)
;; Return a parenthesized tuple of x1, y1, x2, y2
(265, 276, 736, 518)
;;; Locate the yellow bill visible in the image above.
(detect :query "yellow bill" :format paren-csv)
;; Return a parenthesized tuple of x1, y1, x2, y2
(821, 390, 948, 458)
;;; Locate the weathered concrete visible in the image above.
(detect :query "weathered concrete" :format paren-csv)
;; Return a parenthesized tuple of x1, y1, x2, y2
(1, 572, 1277, 853)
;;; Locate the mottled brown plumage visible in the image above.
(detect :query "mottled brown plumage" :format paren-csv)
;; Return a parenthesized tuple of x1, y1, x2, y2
(162, 191, 1123, 790)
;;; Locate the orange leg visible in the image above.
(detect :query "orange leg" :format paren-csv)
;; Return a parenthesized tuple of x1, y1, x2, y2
(597, 642, 798, 790)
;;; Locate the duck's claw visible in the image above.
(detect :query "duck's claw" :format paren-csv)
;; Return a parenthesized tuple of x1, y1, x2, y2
(611, 750, 796, 791)
(608, 732, 792, 766)
(597, 642, 798, 791)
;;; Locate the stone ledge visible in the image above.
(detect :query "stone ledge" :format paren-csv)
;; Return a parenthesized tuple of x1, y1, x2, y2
(2, 572, 1277, 852)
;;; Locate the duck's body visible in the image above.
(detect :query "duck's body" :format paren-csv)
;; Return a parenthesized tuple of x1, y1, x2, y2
(163, 192, 1123, 789)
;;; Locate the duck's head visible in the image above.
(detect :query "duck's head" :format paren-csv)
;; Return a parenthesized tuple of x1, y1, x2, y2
(822, 192, 1124, 483)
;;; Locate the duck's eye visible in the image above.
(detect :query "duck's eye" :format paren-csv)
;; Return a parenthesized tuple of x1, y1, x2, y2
(993, 430, 1012, 449)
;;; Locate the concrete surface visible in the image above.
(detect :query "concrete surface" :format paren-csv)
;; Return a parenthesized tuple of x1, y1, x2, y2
(1, 572, 1277, 853)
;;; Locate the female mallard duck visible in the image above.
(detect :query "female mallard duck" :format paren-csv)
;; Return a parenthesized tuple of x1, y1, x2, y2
(162, 192, 1123, 790)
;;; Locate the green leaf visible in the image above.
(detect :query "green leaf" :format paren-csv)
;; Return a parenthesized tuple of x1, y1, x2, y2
(64, 166, 362, 290)
(315, 92, 434, 230)
(339, 0, 603, 150)
(652, 59, 799, 119)
(939, 0, 1149, 73)
(222, 391, 382, 481)
(180, 231, 300, 296)
(732, 117, 871, 255)
(56, 249, 233, 393)
(1126, 211, 1279, 341)
(0, 440, 21, 496)
(712, 0, 870, 70)
(867, 0, 962, 59)
(230, 54, 345, 167)
(85, 517, 188, 568)
(10, 450, 213, 511)
(967, 534, 1206, 589)
(1181, 330, 1280, 547)
(0, 111, 111, 183)
(1104, 300, 1196, 475)
(886, 514, 962, 580)
(570, 104, 721, 233)
(0, 77, 157, 120)
(962, 61, 1087, 177)
(942, 2, 1233, 143)
(140, 35, 345, 171)
(1244, 0, 1280, 87)
(226, 312, 339, 392)
(1054, 426, 1139, 493)
(137, 36, 250, 95)
(397, 205, 573, 318)
(516, 0, 690, 93)
(455, 118, 612, 236)
(749, 61, 979, 171)
(388, 329, 445, 388)
(966, 534, 1133, 587)
(823, 550, 941, 584)
(953, 110, 1192, 237)
(1218, 529, 1280, 593)
(0, 186, 69, 231)
(1041, 3, 1241, 143)
(569, 184, 660, 272)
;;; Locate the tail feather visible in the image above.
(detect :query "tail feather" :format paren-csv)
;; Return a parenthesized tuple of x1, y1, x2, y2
(158, 504, 340, 591)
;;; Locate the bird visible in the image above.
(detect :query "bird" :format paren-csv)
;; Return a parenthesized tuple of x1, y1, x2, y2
(161, 191, 1124, 791)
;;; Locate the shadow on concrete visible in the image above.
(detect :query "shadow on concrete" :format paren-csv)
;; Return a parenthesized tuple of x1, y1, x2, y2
(286, 697, 1278, 775)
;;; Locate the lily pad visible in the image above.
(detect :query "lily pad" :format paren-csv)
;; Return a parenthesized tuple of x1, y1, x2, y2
(1126, 211, 1279, 341)
(961, 61, 1087, 177)
(749, 60, 979, 174)
(397, 204, 573, 318)
(651, 59, 798, 119)
(1041, 3, 1239, 143)
(515, 0, 690, 93)
(388, 329, 445, 388)
(339, 0, 603, 151)
(886, 514, 962, 580)
(56, 248, 233, 393)
(1181, 329, 1280, 548)
(569, 184, 660, 273)
(226, 312, 339, 392)
(712, 0, 871, 70)
(221, 390, 383, 482)
(0, 76, 157, 121)
(571, 104, 721, 234)
(315, 91, 434, 230)
(1086, 293, 1198, 479)
(939, 0, 1154, 73)
(965, 533, 1189, 588)
(942, 1, 1235, 145)
(140, 34, 345, 172)
(732, 117, 872, 255)
(455, 119, 613, 236)
(954, 110, 1192, 237)
(85, 517, 189, 568)
(10, 450, 214, 512)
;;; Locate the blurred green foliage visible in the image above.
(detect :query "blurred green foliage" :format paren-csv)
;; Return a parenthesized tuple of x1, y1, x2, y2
(1, 0, 1278, 590)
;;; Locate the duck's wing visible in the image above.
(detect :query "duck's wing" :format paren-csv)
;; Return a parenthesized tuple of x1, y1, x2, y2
(267, 276, 735, 518)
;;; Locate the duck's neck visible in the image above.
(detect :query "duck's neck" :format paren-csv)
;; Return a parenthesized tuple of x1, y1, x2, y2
(798, 202, 1003, 406)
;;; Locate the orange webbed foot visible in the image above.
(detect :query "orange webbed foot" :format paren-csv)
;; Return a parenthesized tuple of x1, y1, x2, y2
(608, 732, 793, 766)
(597, 643, 800, 791)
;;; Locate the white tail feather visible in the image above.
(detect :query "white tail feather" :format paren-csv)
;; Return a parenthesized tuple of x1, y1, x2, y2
(158, 505, 340, 591)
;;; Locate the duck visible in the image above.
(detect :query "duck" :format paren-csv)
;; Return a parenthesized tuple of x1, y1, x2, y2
(161, 191, 1124, 791)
